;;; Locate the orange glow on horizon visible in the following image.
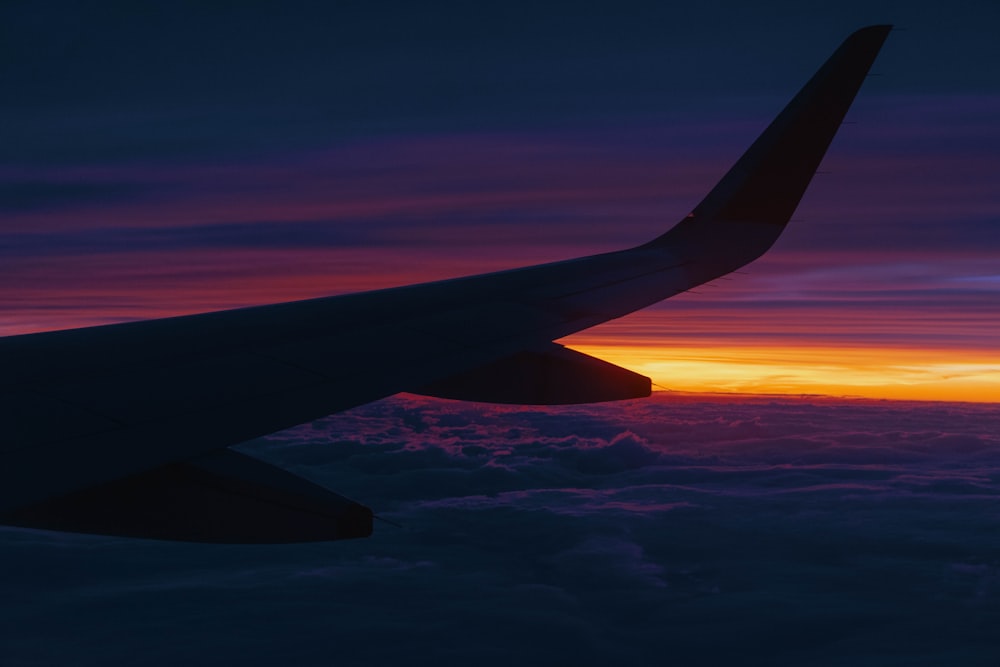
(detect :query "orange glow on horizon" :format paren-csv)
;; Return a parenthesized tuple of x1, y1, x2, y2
(567, 342, 1000, 403)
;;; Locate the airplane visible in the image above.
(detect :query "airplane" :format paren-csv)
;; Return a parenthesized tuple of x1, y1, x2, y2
(0, 26, 891, 543)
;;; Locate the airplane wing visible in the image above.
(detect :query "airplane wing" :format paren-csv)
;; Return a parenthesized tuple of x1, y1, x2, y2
(0, 26, 891, 543)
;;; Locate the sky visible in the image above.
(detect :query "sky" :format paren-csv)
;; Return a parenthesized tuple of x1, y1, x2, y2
(0, 1, 997, 401)
(2, 3, 1000, 665)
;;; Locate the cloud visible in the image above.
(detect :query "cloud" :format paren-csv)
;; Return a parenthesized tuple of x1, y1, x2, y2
(8, 394, 998, 664)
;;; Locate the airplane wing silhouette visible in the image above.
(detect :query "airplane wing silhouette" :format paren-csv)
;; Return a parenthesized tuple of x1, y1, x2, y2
(0, 26, 891, 542)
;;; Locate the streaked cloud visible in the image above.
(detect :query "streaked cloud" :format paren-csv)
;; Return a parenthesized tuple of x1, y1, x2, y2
(2, 93, 996, 399)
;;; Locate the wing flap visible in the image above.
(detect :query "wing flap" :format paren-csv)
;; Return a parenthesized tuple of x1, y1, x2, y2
(0, 449, 372, 543)
(413, 344, 651, 405)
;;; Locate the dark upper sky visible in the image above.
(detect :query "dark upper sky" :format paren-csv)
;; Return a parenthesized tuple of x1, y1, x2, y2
(1, 1, 997, 163)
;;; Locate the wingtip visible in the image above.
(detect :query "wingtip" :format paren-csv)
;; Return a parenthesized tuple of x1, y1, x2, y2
(642, 23, 892, 253)
(851, 24, 894, 39)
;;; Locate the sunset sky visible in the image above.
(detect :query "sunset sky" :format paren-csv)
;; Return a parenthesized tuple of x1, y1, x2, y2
(0, 2, 997, 401)
(4, 4, 1000, 665)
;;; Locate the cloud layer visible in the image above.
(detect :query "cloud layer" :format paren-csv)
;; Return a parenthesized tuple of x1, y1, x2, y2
(3, 394, 1000, 665)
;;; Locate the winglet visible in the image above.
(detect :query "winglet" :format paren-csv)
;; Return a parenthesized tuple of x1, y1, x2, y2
(647, 25, 891, 245)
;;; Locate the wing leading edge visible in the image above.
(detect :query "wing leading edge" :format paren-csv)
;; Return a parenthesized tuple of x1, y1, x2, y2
(0, 26, 891, 541)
